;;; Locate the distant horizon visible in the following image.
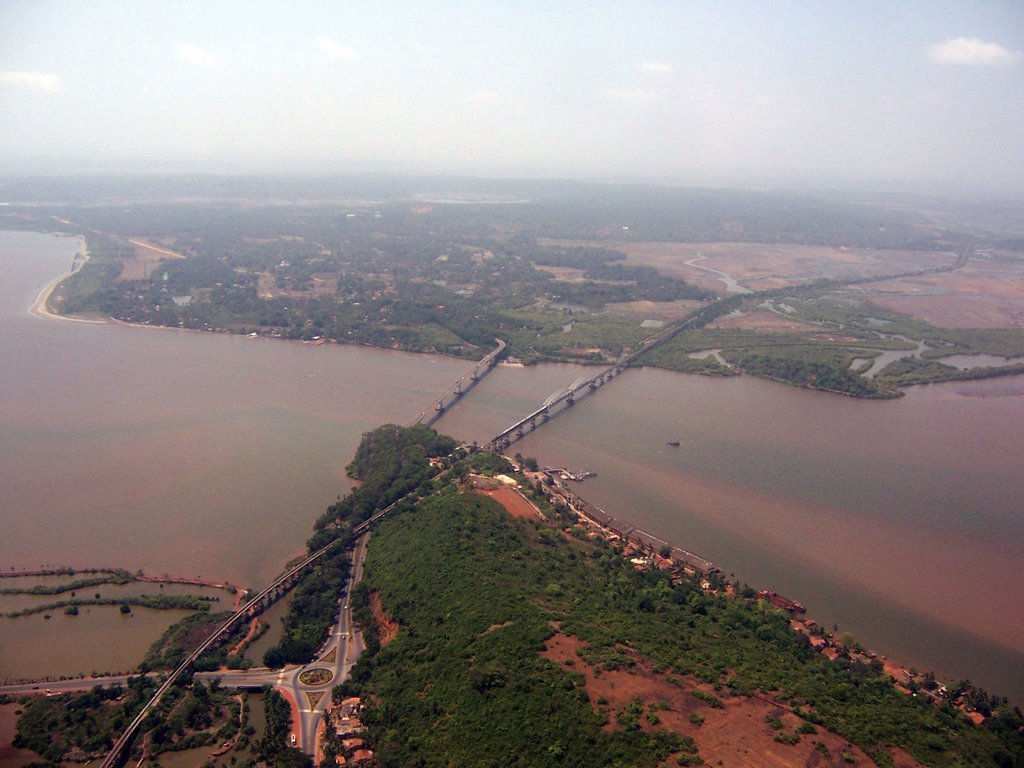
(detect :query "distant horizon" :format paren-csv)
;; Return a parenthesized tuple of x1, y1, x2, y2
(2, 161, 1023, 204)
(3, 2, 1022, 198)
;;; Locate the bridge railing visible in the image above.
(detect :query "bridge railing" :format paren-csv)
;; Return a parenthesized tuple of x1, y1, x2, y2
(99, 492, 416, 768)
(408, 339, 505, 427)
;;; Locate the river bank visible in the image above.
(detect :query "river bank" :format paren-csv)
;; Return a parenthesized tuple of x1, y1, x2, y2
(4, 230, 1021, 703)
(501, 461, 1006, 719)
(27, 237, 104, 324)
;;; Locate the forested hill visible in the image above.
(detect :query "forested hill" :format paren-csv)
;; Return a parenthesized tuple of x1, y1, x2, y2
(329, 430, 1023, 768)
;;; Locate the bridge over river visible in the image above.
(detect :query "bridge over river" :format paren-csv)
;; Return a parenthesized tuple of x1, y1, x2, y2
(408, 338, 506, 427)
(96, 339, 507, 765)
(92, 245, 975, 766)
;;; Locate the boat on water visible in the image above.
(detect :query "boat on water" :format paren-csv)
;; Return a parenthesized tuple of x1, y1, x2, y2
(666, 440, 680, 447)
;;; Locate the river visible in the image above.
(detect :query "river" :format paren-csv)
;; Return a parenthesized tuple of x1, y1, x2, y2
(2, 230, 1022, 702)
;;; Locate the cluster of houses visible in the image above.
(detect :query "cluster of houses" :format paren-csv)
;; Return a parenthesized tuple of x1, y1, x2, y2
(501, 459, 994, 723)
(327, 697, 374, 766)
(523, 463, 719, 579)
(784, 616, 988, 718)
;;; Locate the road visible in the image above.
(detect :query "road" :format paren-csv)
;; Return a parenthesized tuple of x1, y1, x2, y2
(0, 532, 371, 761)
(0, 676, 136, 697)
(196, 535, 369, 755)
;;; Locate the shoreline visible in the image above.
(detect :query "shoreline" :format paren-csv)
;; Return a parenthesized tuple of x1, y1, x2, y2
(513, 460, 1018, 712)
(28, 237, 105, 325)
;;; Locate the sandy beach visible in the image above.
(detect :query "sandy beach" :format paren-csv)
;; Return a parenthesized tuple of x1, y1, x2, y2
(28, 238, 105, 324)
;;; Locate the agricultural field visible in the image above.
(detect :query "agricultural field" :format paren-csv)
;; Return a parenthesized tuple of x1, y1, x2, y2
(850, 250, 1024, 328)
(542, 239, 958, 295)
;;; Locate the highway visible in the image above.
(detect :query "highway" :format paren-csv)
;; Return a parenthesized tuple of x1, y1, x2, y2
(92, 502, 394, 768)
(1, 532, 371, 761)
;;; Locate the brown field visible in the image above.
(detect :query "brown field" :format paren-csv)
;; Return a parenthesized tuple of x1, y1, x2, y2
(370, 591, 399, 647)
(541, 632, 922, 768)
(474, 486, 541, 520)
(851, 257, 1024, 328)
(540, 239, 954, 294)
(117, 238, 186, 281)
(536, 265, 587, 282)
(256, 272, 338, 300)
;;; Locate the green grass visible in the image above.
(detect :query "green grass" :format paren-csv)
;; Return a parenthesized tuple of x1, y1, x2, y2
(346, 464, 1024, 768)
(502, 309, 654, 362)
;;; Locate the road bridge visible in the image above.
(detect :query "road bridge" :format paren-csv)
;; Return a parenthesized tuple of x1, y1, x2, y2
(483, 314, 696, 451)
(408, 338, 505, 427)
(89, 245, 978, 766)
(483, 244, 976, 452)
(99, 501, 401, 768)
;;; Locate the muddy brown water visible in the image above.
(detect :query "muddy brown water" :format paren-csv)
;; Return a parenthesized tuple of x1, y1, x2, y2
(2, 230, 1022, 702)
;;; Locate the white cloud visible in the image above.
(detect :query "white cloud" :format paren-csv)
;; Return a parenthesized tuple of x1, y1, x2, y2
(0, 71, 62, 92)
(637, 62, 673, 75)
(463, 90, 499, 104)
(178, 43, 220, 68)
(317, 38, 359, 60)
(928, 37, 1020, 67)
(607, 87, 662, 103)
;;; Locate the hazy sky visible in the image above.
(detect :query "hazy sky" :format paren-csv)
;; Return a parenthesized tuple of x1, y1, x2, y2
(2, 1, 1022, 193)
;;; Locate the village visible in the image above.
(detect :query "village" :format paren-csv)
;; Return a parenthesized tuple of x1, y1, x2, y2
(466, 457, 996, 727)
(322, 695, 374, 767)
(313, 451, 995, 768)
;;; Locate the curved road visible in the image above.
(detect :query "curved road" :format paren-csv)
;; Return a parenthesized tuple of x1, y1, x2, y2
(1, 532, 371, 761)
(212, 531, 369, 755)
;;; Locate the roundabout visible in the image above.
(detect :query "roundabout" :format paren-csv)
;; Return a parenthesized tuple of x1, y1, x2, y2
(298, 668, 334, 687)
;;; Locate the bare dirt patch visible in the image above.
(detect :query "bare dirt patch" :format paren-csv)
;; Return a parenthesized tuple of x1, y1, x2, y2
(370, 591, 399, 647)
(605, 299, 705, 322)
(474, 486, 541, 520)
(853, 259, 1024, 328)
(117, 239, 186, 281)
(541, 632, 922, 768)
(541, 239, 952, 294)
(536, 265, 587, 282)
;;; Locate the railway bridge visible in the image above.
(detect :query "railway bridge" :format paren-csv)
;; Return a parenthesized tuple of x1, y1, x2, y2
(408, 338, 506, 427)
(98, 502, 401, 768)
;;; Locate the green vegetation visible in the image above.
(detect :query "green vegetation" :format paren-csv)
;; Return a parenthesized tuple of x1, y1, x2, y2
(638, 325, 901, 397)
(341, 450, 1023, 767)
(350, 492, 686, 767)
(142, 611, 242, 672)
(314, 423, 457, 534)
(0, 569, 133, 595)
(639, 293, 1024, 396)
(255, 689, 312, 767)
(723, 344, 892, 397)
(14, 675, 250, 765)
(502, 309, 653, 363)
(35, 198, 718, 363)
(13, 177, 953, 369)
(11, 176, 1022, 395)
(2, 592, 215, 618)
(265, 424, 456, 668)
(876, 357, 1024, 386)
(262, 546, 351, 668)
(14, 678, 157, 762)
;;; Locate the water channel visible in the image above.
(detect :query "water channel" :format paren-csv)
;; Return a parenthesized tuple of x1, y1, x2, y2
(2, 230, 1022, 702)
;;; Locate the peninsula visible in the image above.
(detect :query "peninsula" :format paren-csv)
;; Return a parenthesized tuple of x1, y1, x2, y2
(4, 425, 1022, 768)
